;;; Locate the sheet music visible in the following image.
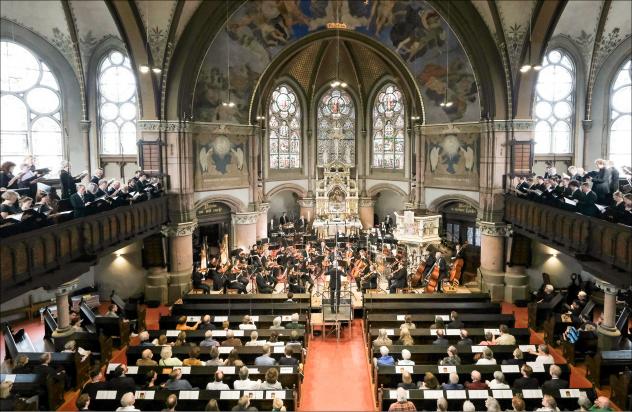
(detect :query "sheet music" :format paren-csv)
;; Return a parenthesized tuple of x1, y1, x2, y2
(273, 345, 285, 353)
(214, 316, 228, 322)
(446, 390, 466, 399)
(389, 390, 409, 399)
(559, 389, 580, 398)
(396, 365, 413, 373)
(179, 391, 199, 400)
(3, 374, 16, 383)
(179, 367, 191, 374)
(500, 364, 520, 373)
(279, 367, 293, 374)
(219, 346, 233, 354)
(166, 330, 180, 337)
(95, 390, 117, 400)
(424, 390, 443, 399)
(564, 197, 577, 205)
(467, 389, 488, 399)
(596, 204, 607, 212)
(106, 363, 120, 373)
(186, 316, 201, 322)
(125, 366, 138, 374)
(471, 345, 484, 353)
(438, 365, 456, 374)
(518, 344, 535, 352)
(492, 389, 513, 398)
(265, 391, 286, 400)
(445, 329, 461, 335)
(212, 330, 227, 337)
(218, 366, 235, 374)
(245, 390, 264, 400)
(522, 389, 543, 398)
(220, 391, 240, 400)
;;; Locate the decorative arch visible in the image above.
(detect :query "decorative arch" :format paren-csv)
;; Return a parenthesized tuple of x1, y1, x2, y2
(194, 195, 246, 214)
(264, 183, 307, 200)
(367, 183, 408, 199)
(428, 195, 480, 213)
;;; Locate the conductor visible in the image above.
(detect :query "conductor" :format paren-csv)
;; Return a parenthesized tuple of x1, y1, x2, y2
(327, 264, 343, 313)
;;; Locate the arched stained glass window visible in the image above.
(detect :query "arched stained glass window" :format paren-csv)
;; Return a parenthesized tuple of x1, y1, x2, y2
(268, 84, 301, 169)
(97, 50, 138, 155)
(609, 59, 631, 171)
(533, 49, 576, 154)
(1, 41, 63, 175)
(317, 88, 355, 165)
(372, 83, 405, 169)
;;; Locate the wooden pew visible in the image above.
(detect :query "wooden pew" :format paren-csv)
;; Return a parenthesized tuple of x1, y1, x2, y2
(610, 371, 631, 411)
(146, 329, 306, 345)
(171, 302, 311, 316)
(585, 350, 632, 387)
(527, 293, 563, 330)
(182, 293, 311, 304)
(80, 302, 130, 348)
(126, 344, 304, 366)
(367, 328, 531, 346)
(378, 387, 596, 412)
(371, 344, 532, 365)
(366, 313, 515, 330)
(158, 314, 309, 330)
(90, 389, 297, 411)
(363, 293, 491, 305)
(364, 302, 501, 316)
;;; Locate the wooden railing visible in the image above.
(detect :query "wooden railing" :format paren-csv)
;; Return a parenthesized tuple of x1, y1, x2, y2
(0, 197, 168, 303)
(504, 195, 632, 288)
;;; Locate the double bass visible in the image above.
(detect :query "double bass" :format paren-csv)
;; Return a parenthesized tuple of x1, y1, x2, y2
(448, 244, 466, 287)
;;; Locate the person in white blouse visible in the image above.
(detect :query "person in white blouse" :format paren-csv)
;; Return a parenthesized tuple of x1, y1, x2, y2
(270, 317, 285, 330)
(116, 392, 140, 411)
(233, 366, 261, 390)
(475, 347, 497, 365)
(206, 370, 230, 390)
(245, 331, 263, 346)
(397, 349, 415, 366)
(531, 344, 555, 364)
(486, 371, 510, 389)
(239, 315, 257, 330)
(158, 347, 182, 366)
(259, 367, 283, 390)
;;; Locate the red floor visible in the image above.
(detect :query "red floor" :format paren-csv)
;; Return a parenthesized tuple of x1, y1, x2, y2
(299, 318, 375, 411)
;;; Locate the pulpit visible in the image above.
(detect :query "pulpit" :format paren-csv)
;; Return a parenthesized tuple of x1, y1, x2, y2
(394, 211, 442, 266)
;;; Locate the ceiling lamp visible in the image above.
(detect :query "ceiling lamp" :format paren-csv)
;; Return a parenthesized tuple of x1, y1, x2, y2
(330, 6, 346, 88)
(139, 3, 161, 75)
(440, 1, 453, 108)
(521, 9, 543, 73)
(221, 0, 235, 108)
(139, 64, 150, 73)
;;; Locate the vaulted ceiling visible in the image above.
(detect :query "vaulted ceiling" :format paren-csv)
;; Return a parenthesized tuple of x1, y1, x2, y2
(1, 0, 630, 122)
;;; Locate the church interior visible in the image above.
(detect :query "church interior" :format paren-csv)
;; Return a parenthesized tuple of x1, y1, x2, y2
(0, 1, 631, 411)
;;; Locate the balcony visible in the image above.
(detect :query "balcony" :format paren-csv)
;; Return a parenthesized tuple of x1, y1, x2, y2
(0, 197, 168, 303)
(504, 195, 632, 288)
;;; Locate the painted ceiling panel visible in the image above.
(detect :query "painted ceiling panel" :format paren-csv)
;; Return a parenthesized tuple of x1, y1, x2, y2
(596, 0, 632, 70)
(471, 1, 497, 39)
(175, 0, 203, 43)
(0, 0, 78, 75)
(69, 0, 121, 71)
(135, 0, 177, 65)
(496, 0, 537, 74)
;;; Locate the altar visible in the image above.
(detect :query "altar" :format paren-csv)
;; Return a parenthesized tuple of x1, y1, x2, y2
(312, 161, 361, 238)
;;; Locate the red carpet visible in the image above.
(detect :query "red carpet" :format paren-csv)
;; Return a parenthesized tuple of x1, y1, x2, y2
(299, 319, 375, 411)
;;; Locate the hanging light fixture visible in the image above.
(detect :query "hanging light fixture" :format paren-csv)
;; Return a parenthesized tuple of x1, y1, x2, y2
(140, 2, 161, 75)
(521, 8, 542, 73)
(222, 0, 235, 107)
(440, 1, 453, 108)
(330, 6, 346, 89)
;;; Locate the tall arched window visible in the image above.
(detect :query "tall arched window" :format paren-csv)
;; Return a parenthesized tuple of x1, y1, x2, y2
(268, 84, 301, 169)
(317, 88, 355, 166)
(533, 49, 576, 154)
(1, 41, 63, 174)
(97, 50, 138, 155)
(609, 59, 631, 170)
(372, 83, 405, 169)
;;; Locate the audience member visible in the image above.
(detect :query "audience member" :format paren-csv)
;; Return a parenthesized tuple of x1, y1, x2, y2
(441, 373, 463, 390)
(476, 347, 497, 365)
(400, 315, 416, 330)
(116, 392, 140, 411)
(502, 348, 525, 366)
(200, 330, 220, 347)
(439, 345, 461, 366)
(494, 324, 516, 345)
(285, 313, 304, 329)
(542, 364, 569, 396)
(222, 330, 243, 347)
(260, 368, 282, 390)
(158, 347, 182, 366)
(270, 317, 285, 330)
(397, 327, 415, 346)
(398, 371, 417, 390)
(376, 346, 395, 367)
(397, 349, 415, 366)
(486, 370, 510, 389)
(206, 346, 223, 366)
(420, 372, 439, 390)
(465, 370, 488, 390)
(164, 368, 193, 390)
(183, 345, 204, 366)
(589, 396, 613, 411)
(373, 329, 393, 347)
(485, 397, 502, 412)
(512, 365, 540, 390)
(388, 387, 416, 411)
(536, 394, 560, 412)
(447, 311, 464, 328)
(436, 397, 448, 412)
(76, 393, 91, 411)
(136, 349, 158, 366)
(161, 394, 178, 412)
(233, 366, 261, 390)
(432, 329, 448, 346)
(206, 371, 230, 390)
(278, 347, 299, 365)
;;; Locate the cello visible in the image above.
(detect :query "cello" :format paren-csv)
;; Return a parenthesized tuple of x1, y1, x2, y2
(424, 261, 441, 293)
(448, 244, 466, 287)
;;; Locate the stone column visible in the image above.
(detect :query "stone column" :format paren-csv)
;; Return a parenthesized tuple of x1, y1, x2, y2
(80, 120, 91, 172)
(478, 220, 508, 302)
(415, 124, 426, 209)
(145, 267, 169, 304)
(52, 279, 79, 338)
(504, 228, 529, 302)
(232, 212, 259, 251)
(359, 197, 375, 229)
(162, 221, 196, 304)
(297, 198, 315, 223)
(597, 282, 621, 350)
(256, 203, 270, 240)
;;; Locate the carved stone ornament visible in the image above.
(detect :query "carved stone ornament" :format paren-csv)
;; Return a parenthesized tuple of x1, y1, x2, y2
(55, 278, 80, 296)
(297, 198, 315, 208)
(596, 281, 618, 295)
(80, 120, 91, 131)
(478, 220, 510, 237)
(138, 120, 185, 133)
(480, 119, 535, 133)
(232, 212, 259, 225)
(256, 203, 270, 213)
(161, 221, 198, 237)
(582, 120, 593, 131)
(358, 197, 376, 208)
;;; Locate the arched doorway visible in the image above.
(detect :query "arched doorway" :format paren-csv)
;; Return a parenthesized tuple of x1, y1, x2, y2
(194, 200, 233, 260)
(373, 189, 406, 225)
(267, 190, 300, 224)
(438, 200, 481, 276)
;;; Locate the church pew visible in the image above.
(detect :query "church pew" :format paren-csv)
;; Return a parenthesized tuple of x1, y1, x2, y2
(364, 302, 501, 315)
(0, 373, 41, 396)
(146, 329, 305, 344)
(182, 293, 310, 304)
(367, 327, 531, 345)
(104, 365, 300, 395)
(0, 373, 64, 411)
(126, 344, 304, 366)
(366, 313, 515, 330)
(159, 314, 309, 330)
(363, 293, 491, 305)
(527, 293, 564, 330)
(90, 389, 296, 411)
(585, 350, 632, 387)
(372, 345, 535, 365)
(376, 363, 571, 392)
(609, 371, 631, 411)
(171, 302, 310, 316)
(379, 388, 596, 412)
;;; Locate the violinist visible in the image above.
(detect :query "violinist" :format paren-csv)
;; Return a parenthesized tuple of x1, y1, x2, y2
(388, 260, 407, 293)
(361, 264, 379, 293)
(210, 260, 227, 292)
(352, 249, 370, 289)
(227, 265, 248, 294)
(255, 269, 274, 294)
(288, 267, 305, 294)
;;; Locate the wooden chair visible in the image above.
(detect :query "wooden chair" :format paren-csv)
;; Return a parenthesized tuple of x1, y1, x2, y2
(119, 318, 131, 348)
(137, 305, 147, 332)
(610, 372, 631, 411)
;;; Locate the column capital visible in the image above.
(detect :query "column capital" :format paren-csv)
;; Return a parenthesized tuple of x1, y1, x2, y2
(256, 202, 270, 213)
(582, 119, 593, 131)
(232, 212, 259, 225)
(477, 220, 510, 237)
(359, 197, 375, 207)
(80, 120, 91, 131)
(297, 198, 315, 208)
(161, 220, 197, 237)
(54, 278, 80, 297)
(596, 281, 618, 295)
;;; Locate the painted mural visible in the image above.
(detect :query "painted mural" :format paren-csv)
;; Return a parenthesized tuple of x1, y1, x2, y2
(425, 132, 479, 189)
(195, 132, 249, 190)
(193, 0, 479, 124)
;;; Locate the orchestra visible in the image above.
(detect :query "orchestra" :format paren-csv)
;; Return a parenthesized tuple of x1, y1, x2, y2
(191, 216, 471, 297)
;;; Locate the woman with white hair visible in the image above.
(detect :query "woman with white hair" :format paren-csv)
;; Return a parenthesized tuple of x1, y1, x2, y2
(485, 397, 502, 412)
(397, 349, 415, 365)
(158, 346, 182, 366)
(376, 346, 395, 367)
(270, 316, 285, 330)
(59, 160, 87, 199)
(373, 329, 393, 347)
(245, 330, 262, 346)
(487, 370, 510, 389)
(116, 392, 139, 411)
(462, 400, 476, 412)
(476, 347, 497, 365)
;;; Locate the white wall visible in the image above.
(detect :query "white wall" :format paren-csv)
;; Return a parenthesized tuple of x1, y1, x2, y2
(268, 191, 300, 221)
(374, 190, 405, 221)
(93, 241, 147, 300)
(525, 240, 597, 290)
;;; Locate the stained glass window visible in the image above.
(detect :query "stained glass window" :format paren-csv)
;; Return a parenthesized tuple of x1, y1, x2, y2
(268, 84, 301, 169)
(533, 49, 575, 154)
(1, 41, 63, 175)
(317, 88, 355, 165)
(372, 83, 405, 169)
(609, 59, 631, 171)
(98, 50, 138, 155)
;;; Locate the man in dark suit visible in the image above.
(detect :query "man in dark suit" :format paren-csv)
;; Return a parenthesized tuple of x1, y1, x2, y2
(541, 364, 569, 396)
(590, 159, 612, 204)
(456, 330, 473, 348)
(256, 270, 274, 293)
(577, 182, 599, 216)
(134, 173, 148, 193)
(69, 184, 89, 218)
(447, 311, 464, 329)
(502, 348, 526, 366)
(388, 262, 407, 294)
(361, 264, 379, 293)
(384, 214, 393, 231)
(295, 215, 306, 231)
(433, 251, 448, 289)
(432, 329, 449, 345)
(608, 160, 620, 194)
(192, 268, 210, 294)
(328, 265, 343, 313)
(279, 212, 289, 226)
(107, 365, 136, 394)
(81, 368, 107, 401)
(512, 365, 540, 390)
(277, 347, 299, 366)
